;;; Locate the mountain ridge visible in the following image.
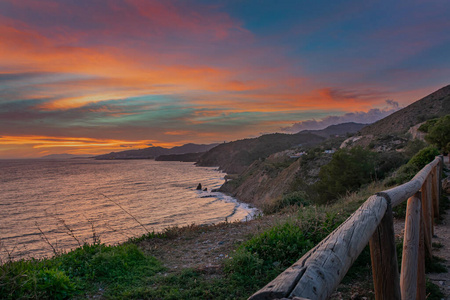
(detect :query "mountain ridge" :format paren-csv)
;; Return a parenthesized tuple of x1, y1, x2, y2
(360, 85, 450, 136)
(94, 143, 219, 160)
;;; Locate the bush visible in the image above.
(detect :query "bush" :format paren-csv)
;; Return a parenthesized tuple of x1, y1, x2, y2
(425, 115, 450, 153)
(418, 118, 439, 133)
(226, 208, 345, 281)
(315, 147, 378, 203)
(408, 146, 440, 170)
(387, 146, 440, 186)
(264, 191, 310, 213)
(26, 268, 75, 300)
(0, 259, 77, 300)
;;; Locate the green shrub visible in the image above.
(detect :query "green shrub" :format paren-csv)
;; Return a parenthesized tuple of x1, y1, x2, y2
(388, 146, 440, 186)
(418, 118, 439, 133)
(403, 139, 427, 160)
(0, 259, 77, 300)
(241, 222, 314, 267)
(315, 147, 378, 203)
(26, 268, 75, 300)
(408, 146, 440, 170)
(264, 191, 310, 213)
(425, 115, 450, 153)
(426, 279, 445, 300)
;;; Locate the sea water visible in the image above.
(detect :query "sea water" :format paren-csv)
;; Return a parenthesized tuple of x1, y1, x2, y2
(0, 159, 256, 260)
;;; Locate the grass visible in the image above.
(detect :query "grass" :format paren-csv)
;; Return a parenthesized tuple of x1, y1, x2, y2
(0, 243, 164, 299)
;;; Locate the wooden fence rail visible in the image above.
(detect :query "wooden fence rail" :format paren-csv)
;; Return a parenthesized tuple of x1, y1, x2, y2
(249, 156, 444, 300)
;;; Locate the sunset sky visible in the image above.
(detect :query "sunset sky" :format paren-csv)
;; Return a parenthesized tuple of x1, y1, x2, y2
(1, 0, 450, 158)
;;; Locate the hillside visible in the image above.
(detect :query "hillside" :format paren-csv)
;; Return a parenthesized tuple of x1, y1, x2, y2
(196, 122, 364, 174)
(196, 132, 325, 174)
(360, 85, 450, 136)
(94, 143, 218, 160)
(300, 122, 366, 138)
(155, 152, 205, 162)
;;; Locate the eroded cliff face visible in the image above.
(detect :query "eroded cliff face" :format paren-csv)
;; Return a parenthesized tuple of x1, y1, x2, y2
(219, 152, 332, 209)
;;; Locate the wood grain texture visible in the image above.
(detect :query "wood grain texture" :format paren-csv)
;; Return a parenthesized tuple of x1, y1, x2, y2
(289, 195, 387, 300)
(370, 204, 401, 300)
(400, 194, 421, 300)
(417, 216, 426, 300)
(431, 167, 439, 221)
(421, 178, 433, 259)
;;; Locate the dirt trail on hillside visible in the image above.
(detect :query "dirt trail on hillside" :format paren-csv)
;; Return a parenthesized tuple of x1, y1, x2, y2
(138, 213, 292, 272)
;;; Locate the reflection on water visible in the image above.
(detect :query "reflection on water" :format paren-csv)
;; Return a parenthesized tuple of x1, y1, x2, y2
(0, 159, 256, 260)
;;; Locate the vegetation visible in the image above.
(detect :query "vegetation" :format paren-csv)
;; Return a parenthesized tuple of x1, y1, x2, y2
(0, 243, 164, 299)
(424, 115, 450, 153)
(314, 147, 405, 204)
(387, 146, 440, 186)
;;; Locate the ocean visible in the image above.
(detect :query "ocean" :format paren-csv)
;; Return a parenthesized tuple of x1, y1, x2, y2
(0, 159, 256, 261)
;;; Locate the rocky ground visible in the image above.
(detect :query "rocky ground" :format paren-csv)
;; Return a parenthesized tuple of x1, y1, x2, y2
(429, 208, 450, 299)
(138, 213, 293, 273)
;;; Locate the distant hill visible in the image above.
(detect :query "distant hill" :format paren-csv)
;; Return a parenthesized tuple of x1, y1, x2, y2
(40, 154, 91, 159)
(155, 152, 205, 162)
(196, 122, 366, 174)
(94, 143, 219, 160)
(299, 122, 366, 138)
(196, 132, 325, 174)
(360, 85, 450, 136)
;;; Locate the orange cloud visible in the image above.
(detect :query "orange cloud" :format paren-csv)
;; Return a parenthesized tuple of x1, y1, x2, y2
(0, 135, 181, 157)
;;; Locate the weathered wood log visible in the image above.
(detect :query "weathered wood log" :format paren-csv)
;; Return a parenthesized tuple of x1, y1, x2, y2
(417, 215, 426, 300)
(430, 168, 437, 233)
(421, 178, 433, 259)
(249, 195, 388, 300)
(370, 202, 401, 300)
(431, 166, 439, 221)
(381, 157, 440, 208)
(400, 194, 421, 300)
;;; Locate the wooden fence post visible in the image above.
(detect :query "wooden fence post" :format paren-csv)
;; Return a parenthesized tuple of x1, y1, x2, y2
(417, 213, 426, 300)
(370, 200, 401, 300)
(431, 166, 439, 222)
(421, 178, 433, 259)
(400, 193, 421, 300)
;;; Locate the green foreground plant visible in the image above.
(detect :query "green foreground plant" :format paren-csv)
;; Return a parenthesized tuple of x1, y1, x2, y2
(0, 243, 164, 299)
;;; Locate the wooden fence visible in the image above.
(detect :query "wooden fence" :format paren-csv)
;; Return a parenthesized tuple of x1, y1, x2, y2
(249, 156, 444, 300)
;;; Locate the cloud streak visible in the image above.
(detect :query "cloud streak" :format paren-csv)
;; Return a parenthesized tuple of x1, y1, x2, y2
(282, 100, 401, 133)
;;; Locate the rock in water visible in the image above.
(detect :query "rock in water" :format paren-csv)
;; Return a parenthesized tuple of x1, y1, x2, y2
(196, 183, 202, 190)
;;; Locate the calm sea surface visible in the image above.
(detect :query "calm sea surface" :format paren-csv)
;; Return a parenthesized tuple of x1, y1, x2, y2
(0, 159, 256, 261)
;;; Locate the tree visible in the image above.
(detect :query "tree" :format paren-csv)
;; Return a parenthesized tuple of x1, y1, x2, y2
(315, 146, 377, 204)
(425, 115, 450, 154)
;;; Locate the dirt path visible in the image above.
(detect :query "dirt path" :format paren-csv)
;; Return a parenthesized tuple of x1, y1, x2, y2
(137, 213, 292, 272)
(428, 209, 450, 299)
